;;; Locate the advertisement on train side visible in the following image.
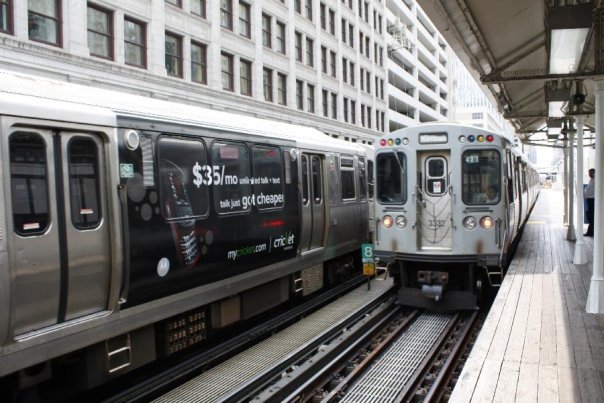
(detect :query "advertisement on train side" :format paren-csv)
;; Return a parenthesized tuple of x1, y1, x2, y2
(120, 133, 300, 306)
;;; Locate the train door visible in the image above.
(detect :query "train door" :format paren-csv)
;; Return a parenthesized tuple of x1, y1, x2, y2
(7, 129, 110, 335)
(300, 153, 325, 251)
(417, 152, 452, 250)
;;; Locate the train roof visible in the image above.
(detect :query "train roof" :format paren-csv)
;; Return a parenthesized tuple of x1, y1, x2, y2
(0, 70, 365, 156)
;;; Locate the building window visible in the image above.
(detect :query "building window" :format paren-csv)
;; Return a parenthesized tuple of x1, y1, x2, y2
(343, 97, 349, 122)
(472, 112, 484, 119)
(87, 4, 113, 60)
(349, 23, 354, 46)
(322, 89, 328, 117)
(295, 31, 303, 62)
(321, 46, 327, 73)
(276, 21, 286, 53)
(0, 0, 12, 34)
(341, 18, 346, 42)
(342, 58, 347, 83)
(305, 38, 313, 67)
(350, 62, 355, 85)
(240, 59, 252, 96)
(166, 0, 181, 7)
(304, 0, 312, 20)
(191, 41, 207, 84)
(124, 17, 146, 68)
(239, 2, 250, 38)
(320, 3, 326, 29)
(307, 84, 315, 113)
(296, 80, 304, 111)
(329, 50, 336, 77)
(28, 0, 61, 46)
(329, 9, 335, 35)
(220, 0, 232, 30)
(351, 100, 356, 124)
(294, 0, 301, 14)
(221, 52, 234, 91)
(277, 73, 287, 105)
(191, 0, 206, 18)
(165, 32, 182, 77)
(331, 93, 337, 119)
(262, 13, 271, 47)
(263, 67, 273, 102)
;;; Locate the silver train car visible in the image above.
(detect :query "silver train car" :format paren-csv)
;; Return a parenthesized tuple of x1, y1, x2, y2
(0, 71, 370, 397)
(373, 123, 539, 310)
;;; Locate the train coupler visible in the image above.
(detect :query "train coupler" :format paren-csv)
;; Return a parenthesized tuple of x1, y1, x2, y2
(417, 271, 449, 301)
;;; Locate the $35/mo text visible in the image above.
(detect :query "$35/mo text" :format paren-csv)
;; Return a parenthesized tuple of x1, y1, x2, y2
(192, 163, 281, 187)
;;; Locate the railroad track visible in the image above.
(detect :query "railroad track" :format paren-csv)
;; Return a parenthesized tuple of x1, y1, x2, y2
(252, 310, 482, 403)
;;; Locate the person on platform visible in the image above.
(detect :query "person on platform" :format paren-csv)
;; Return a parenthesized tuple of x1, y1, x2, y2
(585, 168, 595, 237)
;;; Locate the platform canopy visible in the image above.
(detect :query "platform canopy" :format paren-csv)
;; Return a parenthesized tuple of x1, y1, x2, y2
(418, 0, 603, 143)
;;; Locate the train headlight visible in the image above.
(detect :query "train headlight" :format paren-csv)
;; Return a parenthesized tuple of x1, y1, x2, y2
(395, 215, 407, 229)
(463, 216, 477, 230)
(480, 216, 495, 230)
(382, 215, 393, 228)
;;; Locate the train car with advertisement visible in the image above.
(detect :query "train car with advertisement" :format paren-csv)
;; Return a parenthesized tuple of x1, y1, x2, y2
(0, 71, 370, 398)
(373, 123, 539, 310)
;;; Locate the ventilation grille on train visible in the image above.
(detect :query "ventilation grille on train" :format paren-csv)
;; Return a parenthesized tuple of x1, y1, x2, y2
(141, 136, 155, 187)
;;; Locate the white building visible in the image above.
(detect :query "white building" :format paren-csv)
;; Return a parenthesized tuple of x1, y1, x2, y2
(0, 0, 391, 144)
(384, 0, 451, 131)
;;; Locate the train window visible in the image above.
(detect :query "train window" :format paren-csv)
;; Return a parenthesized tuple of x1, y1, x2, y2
(9, 132, 50, 236)
(462, 149, 501, 205)
(158, 137, 209, 220)
(68, 138, 101, 229)
(376, 152, 407, 204)
(341, 156, 356, 201)
(312, 156, 322, 204)
(252, 145, 284, 211)
(302, 155, 309, 205)
(425, 157, 447, 196)
(358, 158, 367, 200)
(211, 141, 251, 214)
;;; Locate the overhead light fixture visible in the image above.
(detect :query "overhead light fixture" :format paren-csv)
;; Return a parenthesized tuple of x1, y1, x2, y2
(548, 4, 593, 74)
(548, 101, 565, 118)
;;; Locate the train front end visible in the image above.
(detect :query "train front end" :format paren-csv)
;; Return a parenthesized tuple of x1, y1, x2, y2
(374, 124, 509, 310)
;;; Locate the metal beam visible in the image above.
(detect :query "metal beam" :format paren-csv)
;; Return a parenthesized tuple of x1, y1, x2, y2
(504, 111, 549, 119)
(482, 70, 602, 83)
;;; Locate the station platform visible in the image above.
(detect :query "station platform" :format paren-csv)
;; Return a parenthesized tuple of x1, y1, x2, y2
(450, 187, 604, 402)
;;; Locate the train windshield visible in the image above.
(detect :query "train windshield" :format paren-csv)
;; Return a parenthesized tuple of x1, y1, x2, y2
(462, 149, 501, 205)
(376, 151, 407, 204)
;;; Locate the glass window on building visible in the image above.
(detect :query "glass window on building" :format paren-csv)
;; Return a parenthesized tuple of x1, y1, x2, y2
(1, 0, 13, 34)
(87, 4, 113, 60)
(277, 73, 287, 105)
(306, 84, 314, 113)
(240, 59, 252, 96)
(166, 0, 181, 7)
(191, 0, 206, 18)
(220, 0, 233, 30)
(124, 17, 146, 68)
(276, 21, 285, 53)
(296, 80, 304, 111)
(191, 41, 207, 84)
(262, 13, 271, 47)
(305, 38, 313, 67)
(165, 32, 182, 78)
(263, 67, 273, 102)
(322, 90, 328, 117)
(472, 112, 484, 119)
(331, 93, 337, 119)
(295, 31, 302, 62)
(28, 0, 60, 46)
(239, 2, 250, 38)
(330, 51, 336, 77)
(221, 52, 234, 91)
